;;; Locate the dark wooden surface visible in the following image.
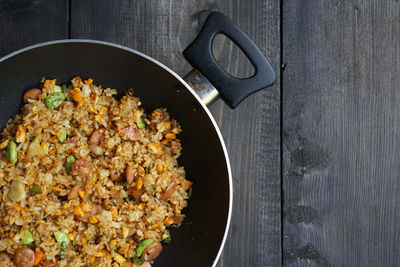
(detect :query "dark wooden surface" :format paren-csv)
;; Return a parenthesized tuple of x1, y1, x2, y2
(283, 0, 400, 266)
(0, 0, 281, 266)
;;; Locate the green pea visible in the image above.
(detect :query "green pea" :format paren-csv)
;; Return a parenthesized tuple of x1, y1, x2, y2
(64, 155, 75, 174)
(45, 92, 65, 109)
(56, 132, 67, 143)
(29, 187, 42, 194)
(135, 239, 154, 257)
(6, 141, 17, 164)
(133, 257, 144, 265)
(163, 230, 171, 244)
(137, 117, 147, 129)
(21, 229, 34, 245)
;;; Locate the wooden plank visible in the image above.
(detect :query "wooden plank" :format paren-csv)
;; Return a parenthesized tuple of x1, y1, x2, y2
(0, 0, 69, 57)
(71, 1, 281, 266)
(283, 0, 400, 266)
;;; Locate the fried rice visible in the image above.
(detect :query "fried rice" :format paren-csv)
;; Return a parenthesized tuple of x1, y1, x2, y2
(0, 77, 191, 267)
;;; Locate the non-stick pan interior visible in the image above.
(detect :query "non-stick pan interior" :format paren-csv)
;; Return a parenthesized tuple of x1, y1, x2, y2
(0, 41, 230, 267)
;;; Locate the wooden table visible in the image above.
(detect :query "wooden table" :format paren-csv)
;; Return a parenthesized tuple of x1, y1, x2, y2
(1, 0, 397, 266)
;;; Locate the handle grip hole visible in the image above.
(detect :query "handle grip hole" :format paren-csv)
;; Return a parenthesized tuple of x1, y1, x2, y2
(212, 34, 256, 79)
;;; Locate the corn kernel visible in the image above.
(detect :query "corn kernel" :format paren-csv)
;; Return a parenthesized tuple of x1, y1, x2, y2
(110, 206, 118, 218)
(94, 114, 102, 123)
(55, 211, 62, 216)
(78, 190, 85, 199)
(89, 215, 99, 224)
(137, 166, 145, 177)
(53, 186, 61, 192)
(88, 106, 96, 113)
(110, 239, 117, 249)
(137, 203, 145, 211)
(13, 203, 22, 211)
(152, 110, 161, 117)
(157, 164, 164, 172)
(184, 181, 192, 191)
(163, 217, 174, 226)
(88, 256, 95, 263)
(165, 133, 176, 139)
(71, 88, 84, 107)
(85, 78, 93, 85)
(136, 177, 144, 190)
(73, 206, 84, 217)
(68, 232, 76, 241)
(119, 243, 130, 255)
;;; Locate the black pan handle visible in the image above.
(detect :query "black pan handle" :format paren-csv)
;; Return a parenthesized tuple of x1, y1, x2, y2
(182, 12, 276, 109)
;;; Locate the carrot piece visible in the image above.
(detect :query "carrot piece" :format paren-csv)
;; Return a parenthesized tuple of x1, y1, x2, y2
(34, 250, 43, 265)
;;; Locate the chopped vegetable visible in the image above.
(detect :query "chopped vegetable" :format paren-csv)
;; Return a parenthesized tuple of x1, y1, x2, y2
(70, 87, 84, 107)
(6, 140, 17, 164)
(65, 155, 76, 174)
(165, 133, 176, 139)
(144, 167, 149, 174)
(33, 250, 43, 265)
(29, 187, 42, 194)
(163, 230, 171, 244)
(54, 231, 70, 259)
(8, 180, 25, 201)
(133, 257, 145, 265)
(137, 117, 147, 129)
(15, 125, 26, 143)
(122, 182, 128, 188)
(135, 239, 154, 257)
(45, 92, 65, 109)
(73, 205, 84, 217)
(54, 85, 62, 93)
(60, 241, 67, 259)
(54, 231, 70, 245)
(21, 229, 34, 245)
(61, 84, 67, 91)
(32, 137, 39, 143)
(56, 132, 67, 143)
(113, 253, 126, 264)
(70, 119, 77, 126)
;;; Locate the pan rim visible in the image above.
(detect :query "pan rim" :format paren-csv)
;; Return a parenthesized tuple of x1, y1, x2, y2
(0, 39, 233, 267)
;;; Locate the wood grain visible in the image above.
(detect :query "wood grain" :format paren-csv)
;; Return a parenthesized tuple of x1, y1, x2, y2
(70, 1, 281, 266)
(0, 0, 69, 57)
(283, 0, 400, 266)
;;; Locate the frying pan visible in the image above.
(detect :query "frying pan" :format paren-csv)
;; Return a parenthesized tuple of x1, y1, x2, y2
(0, 12, 275, 267)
